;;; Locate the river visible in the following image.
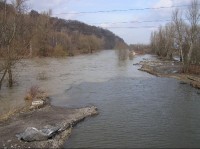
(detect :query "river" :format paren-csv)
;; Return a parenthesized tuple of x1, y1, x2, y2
(1, 50, 200, 148)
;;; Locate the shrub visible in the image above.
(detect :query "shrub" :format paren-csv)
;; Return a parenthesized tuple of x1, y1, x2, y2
(53, 44, 68, 57)
(24, 85, 40, 101)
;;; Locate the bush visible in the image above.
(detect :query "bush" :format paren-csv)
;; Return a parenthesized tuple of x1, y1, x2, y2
(24, 85, 48, 102)
(53, 44, 68, 57)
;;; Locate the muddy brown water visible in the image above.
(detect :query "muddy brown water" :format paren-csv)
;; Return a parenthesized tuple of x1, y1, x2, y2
(1, 50, 200, 148)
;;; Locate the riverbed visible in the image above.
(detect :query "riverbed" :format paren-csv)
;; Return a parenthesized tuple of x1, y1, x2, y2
(1, 50, 200, 148)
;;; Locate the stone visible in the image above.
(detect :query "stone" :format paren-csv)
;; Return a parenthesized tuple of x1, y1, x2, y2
(7, 140, 11, 143)
(133, 63, 139, 66)
(16, 125, 60, 142)
(180, 81, 187, 85)
(40, 125, 60, 138)
(30, 100, 45, 109)
(81, 106, 98, 116)
(16, 127, 48, 142)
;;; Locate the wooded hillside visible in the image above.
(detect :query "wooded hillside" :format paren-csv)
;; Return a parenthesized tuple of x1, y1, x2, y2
(28, 10, 127, 57)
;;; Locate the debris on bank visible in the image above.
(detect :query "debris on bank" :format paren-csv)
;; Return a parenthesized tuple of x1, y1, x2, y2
(138, 60, 200, 89)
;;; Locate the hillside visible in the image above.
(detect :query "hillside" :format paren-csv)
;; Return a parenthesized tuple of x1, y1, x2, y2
(30, 10, 127, 51)
(50, 18, 126, 49)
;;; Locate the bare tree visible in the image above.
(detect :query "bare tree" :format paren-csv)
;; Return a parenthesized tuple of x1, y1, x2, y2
(185, 0, 200, 68)
(151, 0, 200, 67)
(150, 24, 175, 60)
(163, 23, 175, 59)
(172, 9, 186, 63)
(0, 0, 31, 89)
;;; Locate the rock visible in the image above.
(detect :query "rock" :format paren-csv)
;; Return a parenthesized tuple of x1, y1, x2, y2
(32, 100, 44, 106)
(7, 140, 12, 143)
(40, 125, 60, 138)
(81, 106, 98, 116)
(172, 70, 178, 74)
(30, 100, 45, 109)
(180, 81, 187, 85)
(57, 123, 71, 132)
(16, 127, 48, 142)
(16, 125, 60, 142)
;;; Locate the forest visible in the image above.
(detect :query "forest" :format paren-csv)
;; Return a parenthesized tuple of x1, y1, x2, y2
(150, 0, 200, 73)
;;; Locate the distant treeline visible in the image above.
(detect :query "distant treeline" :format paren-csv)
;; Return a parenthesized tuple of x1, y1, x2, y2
(129, 44, 151, 54)
(150, 0, 200, 72)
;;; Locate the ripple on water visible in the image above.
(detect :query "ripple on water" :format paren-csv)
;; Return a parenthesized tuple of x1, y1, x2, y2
(63, 77, 200, 148)
(1, 51, 200, 148)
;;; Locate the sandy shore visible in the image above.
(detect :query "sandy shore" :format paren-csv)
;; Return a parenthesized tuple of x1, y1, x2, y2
(0, 104, 98, 148)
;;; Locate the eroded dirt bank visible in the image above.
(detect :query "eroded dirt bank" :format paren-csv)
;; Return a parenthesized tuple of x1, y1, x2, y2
(0, 104, 98, 148)
(138, 59, 200, 89)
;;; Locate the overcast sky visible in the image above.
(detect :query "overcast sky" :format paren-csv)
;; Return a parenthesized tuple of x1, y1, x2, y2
(28, 0, 193, 44)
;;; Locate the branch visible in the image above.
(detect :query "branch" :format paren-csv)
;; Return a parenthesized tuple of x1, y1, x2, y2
(0, 67, 7, 90)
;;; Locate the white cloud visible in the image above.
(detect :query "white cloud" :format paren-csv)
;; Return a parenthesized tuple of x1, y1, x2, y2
(99, 23, 110, 28)
(154, 0, 173, 8)
(172, 0, 192, 5)
(28, 0, 68, 12)
(56, 11, 80, 20)
(154, 0, 192, 8)
(153, 0, 173, 18)
(152, 0, 194, 18)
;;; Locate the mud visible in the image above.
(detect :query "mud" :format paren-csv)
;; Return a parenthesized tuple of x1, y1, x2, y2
(0, 104, 98, 148)
(139, 60, 200, 89)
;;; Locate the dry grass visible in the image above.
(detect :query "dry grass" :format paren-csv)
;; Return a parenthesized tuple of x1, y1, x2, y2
(37, 71, 48, 80)
(24, 85, 40, 101)
(0, 100, 26, 122)
(24, 85, 48, 102)
(0, 86, 48, 121)
(188, 65, 200, 75)
(0, 85, 48, 122)
(0, 108, 19, 122)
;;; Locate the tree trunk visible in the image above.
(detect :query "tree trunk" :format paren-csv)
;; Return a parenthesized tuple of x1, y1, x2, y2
(0, 68, 7, 90)
(186, 43, 193, 71)
(8, 64, 13, 88)
(180, 50, 182, 62)
(29, 42, 33, 57)
(179, 45, 184, 63)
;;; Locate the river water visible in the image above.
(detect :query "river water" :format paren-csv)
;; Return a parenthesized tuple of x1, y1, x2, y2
(1, 50, 200, 148)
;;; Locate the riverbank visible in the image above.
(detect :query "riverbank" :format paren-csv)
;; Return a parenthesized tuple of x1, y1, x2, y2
(0, 101, 98, 148)
(138, 59, 200, 89)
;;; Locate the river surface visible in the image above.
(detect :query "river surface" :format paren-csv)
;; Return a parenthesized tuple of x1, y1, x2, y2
(1, 50, 200, 148)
